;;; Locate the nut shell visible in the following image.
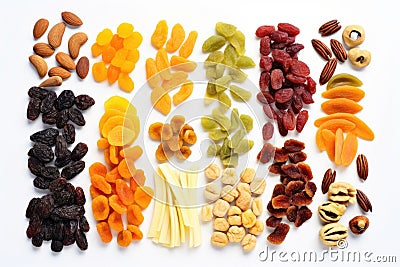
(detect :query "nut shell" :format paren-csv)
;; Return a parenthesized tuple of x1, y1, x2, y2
(342, 25, 365, 47)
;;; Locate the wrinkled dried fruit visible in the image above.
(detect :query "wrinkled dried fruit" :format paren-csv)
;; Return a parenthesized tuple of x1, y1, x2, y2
(267, 223, 290, 245)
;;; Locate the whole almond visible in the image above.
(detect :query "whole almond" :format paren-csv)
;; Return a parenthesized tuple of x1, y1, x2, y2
(29, 54, 48, 78)
(68, 32, 88, 59)
(76, 56, 89, 79)
(61, 11, 83, 26)
(39, 76, 63, 87)
(48, 22, 66, 49)
(55, 52, 76, 70)
(48, 66, 71, 79)
(33, 42, 54, 57)
(33, 18, 49, 39)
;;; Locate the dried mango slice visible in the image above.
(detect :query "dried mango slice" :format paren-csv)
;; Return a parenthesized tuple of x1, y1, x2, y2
(151, 20, 168, 49)
(173, 80, 194, 105)
(151, 86, 171, 115)
(120, 145, 143, 161)
(170, 56, 197, 72)
(315, 119, 356, 151)
(99, 109, 124, 132)
(321, 129, 335, 162)
(166, 23, 185, 53)
(321, 85, 365, 102)
(321, 98, 363, 114)
(341, 132, 358, 167)
(161, 71, 188, 92)
(179, 31, 198, 58)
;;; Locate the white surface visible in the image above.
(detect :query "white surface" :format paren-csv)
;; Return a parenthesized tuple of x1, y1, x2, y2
(0, 0, 399, 266)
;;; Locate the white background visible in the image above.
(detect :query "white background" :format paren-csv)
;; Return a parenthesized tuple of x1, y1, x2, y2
(0, 0, 399, 266)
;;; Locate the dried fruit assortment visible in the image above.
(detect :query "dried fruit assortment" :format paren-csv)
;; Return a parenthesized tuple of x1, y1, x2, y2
(90, 96, 153, 247)
(315, 74, 374, 166)
(255, 23, 315, 139)
(30, 11, 89, 87)
(146, 20, 198, 115)
(148, 164, 201, 247)
(148, 115, 197, 161)
(91, 22, 142, 92)
(202, 165, 266, 252)
(265, 139, 316, 244)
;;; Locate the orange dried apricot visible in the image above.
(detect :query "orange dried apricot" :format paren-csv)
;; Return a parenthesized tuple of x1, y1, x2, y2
(161, 123, 173, 141)
(117, 230, 132, 247)
(91, 42, 103, 57)
(102, 46, 116, 64)
(116, 179, 135, 206)
(129, 177, 139, 192)
(134, 186, 154, 209)
(118, 73, 134, 92)
(109, 145, 120, 165)
(183, 129, 197, 145)
(148, 122, 163, 140)
(176, 146, 192, 160)
(315, 119, 355, 151)
(166, 23, 185, 53)
(321, 85, 365, 102)
(96, 222, 113, 243)
(104, 96, 134, 113)
(99, 109, 124, 131)
(89, 162, 107, 177)
(108, 211, 124, 232)
(118, 158, 136, 179)
(108, 125, 136, 147)
(151, 86, 172, 115)
(103, 148, 115, 168)
(110, 34, 124, 50)
(170, 56, 197, 72)
(96, 28, 113, 46)
(97, 138, 110, 150)
(321, 98, 363, 114)
(126, 49, 140, 63)
(123, 32, 143, 50)
(335, 128, 344, 165)
(91, 174, 112, 194)
(120, 60, 135, 73)
(321, 129, 335, 162)
(161, 71, 188, 92)
(341, 132, 358, 167)
(151, 20, 168, 49)
(101, 115, 135, 138)
(107, 65, 120, 84)
(155, 48, 172, 80)
(90, 185, 103, 199)
(179, 31, 198, 58)
(109, 194, 128, 214)
(105, 166, 122, 183)
(127, 205, 144, 226)
(133, 169, 146, 187)
(92, 195, 110, 220)
(127, 224, 143, 240)
(120, 145, 143, 161)
(117, 22, 134, 38)
(92, 62, 108, 82)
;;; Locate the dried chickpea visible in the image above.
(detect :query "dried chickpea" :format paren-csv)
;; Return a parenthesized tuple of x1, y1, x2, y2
(241, 234, 257, 252)
(221, 168, 238, 185)
(205, 164, 221, 179)
(252, 197, 263, 217)
(213, 218, 230, 232)
(212, 199, 230, 217)
(236, 191, 251, 211)
(228, 206, 242, 216)
(242, 209, 257, 228)
(248, 220, 264, 236)
(236, 182, 251, 194)
(240, 168, 255, 183)
(204, 183, 221, 202)
(211, 231, 229, 247)
(227, 226, 246, 242)
(220, 185, 239, 203)
(250, 178, 266, 195)
(228, 215, 242, 226)
(201, 204, 213, 222)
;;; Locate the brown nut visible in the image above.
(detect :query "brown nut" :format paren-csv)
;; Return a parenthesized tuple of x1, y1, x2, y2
(211, 231, 229, 247)
(220, 185, 238, 203)
(205, 164, 220, 179)
(240, 168, 255, 183)
(201, 204, 213, 222)
(212, 199, 230, 217)
(349, 215, 369, 235)
(348, 48, 371, 69)
(227, 226, 246, 242)
(241, 234, 257, 252)
(213, 218, 230, 232)
(342, 25, 365, 48)
(318, 201, 347, 223)
(248, 219, 264, 236)
(328, 181, 357, 205)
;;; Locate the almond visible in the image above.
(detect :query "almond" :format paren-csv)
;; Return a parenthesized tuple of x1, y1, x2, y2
(48, 22, 66, 49)
(68, 32, 88, 59)
(33, 18, 49, 39)
(33, 42, 54, 57)
(29, 54, 48, 78)
(76, 56, 89, 79)
(55, 52, 76, 70)
(48, 66, 71, 79)
(39, 76, 63, 87)
(61, 11, 83, 26)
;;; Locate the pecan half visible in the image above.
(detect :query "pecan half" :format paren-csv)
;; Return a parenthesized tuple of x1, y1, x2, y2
(318, 201, 346, 223)
(319, 58, 338, 85)
(328, 181, 357, 205)
(318, 19, 341, 36)
(356, 154, 368, 181)
(319, 222, 348, 246)
(356, 189, 372, 212)
(311, 39, 332, 61)
(330, 39, 347, 62)
(322, 168, 336, 194)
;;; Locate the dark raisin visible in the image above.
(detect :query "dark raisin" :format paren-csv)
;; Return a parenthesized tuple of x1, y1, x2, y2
(40, 91, 57, 114)
(277, 116, 288, 136)
(62, 123, 76, 144)
(37, 195, 55, 218)
(281, 163, 302, 179)
(75, 186, 86, 206)
(282, 109, 296, 131)
(54, 153, 72, 168)
(33, 176, 51, 189)
(26, 216, 42, 238)
(286, 206, 298, 222)
(291, 93, 303, 114)
(55, 135, 68, 158)
(63, 234, 76, 246)
(29, 143, 54, 163)
(49, 178, 68, 193)
(32, 232, 44, 247)
(28, 86, 49, 100)
(54, 90, 75, 111)
(40, 166, 60, 180)
(42, 107, 58, 125)
(75, 229, 88, 251)
(266, 216, 282, 228)
(30, 128, 59, 147)
(27, 97, 41, 121)
(28, 157, 44, 176)
(74, 95, 95, 110)
(56, 109, 69, 129)
(53, 188, 76, 207)
(26, 198, 40, 218)
(52, 205, 85, 220)
(79, 216, 90, 232)
(289, 151, 307, 163)
(68, 108, 85, 126)
(64, 220, 78, 236)
(71, 142, 88, 161)
(61, 161, 85, 180)
(51, 240, 64, 252)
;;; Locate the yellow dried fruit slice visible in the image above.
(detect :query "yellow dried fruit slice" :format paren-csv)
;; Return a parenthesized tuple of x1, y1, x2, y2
(315, 119, 356, 151)
(150, 87, 171, 115)
(101, 115, 135, 138)
(104, 96, 137, 115)
(341, 132, 358, 167)
(108, 125, 136, 146)
(161, 71, 188, 92)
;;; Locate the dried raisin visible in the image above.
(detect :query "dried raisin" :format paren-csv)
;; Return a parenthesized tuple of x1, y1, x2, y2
(75, 95, 95, 110)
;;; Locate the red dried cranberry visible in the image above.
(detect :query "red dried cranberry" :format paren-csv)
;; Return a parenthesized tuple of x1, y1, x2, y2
(256, 25, 275, 38)
(277, 23, 300, 36)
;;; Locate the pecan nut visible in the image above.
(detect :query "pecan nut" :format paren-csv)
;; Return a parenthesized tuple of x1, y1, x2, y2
(311, 39, 332, 61)
(356, 189, 372, 212)
(319, 58, 338, 85)
(319, 222, 348, 246)
(328, 181, 357, 205)
(330, 39, 347, 62)
(321, 168, 336, 194)
(356, 154, 368, 181)
(319, 19, 341, 36)
(318, 201, 347, 223)
(349, 215, 369, 235)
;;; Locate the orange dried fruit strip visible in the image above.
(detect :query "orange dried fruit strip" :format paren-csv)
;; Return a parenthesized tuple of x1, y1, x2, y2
(334, 128, 344, 165)
(161, 71, 189, 92)
(96, 222, 113, 243)
(341, 132, 358, 167)
(155, 48, 172, 80)
(151, 20, 168, 49)
(321, 85, 365, 102)
(315, 119, 355, 151)
(170, 55, 197, 72)
(179, 31, 198, 58)
(173, 80, 194, 105)
(151, 86, 172, 115)
(321, 98, 363, 115)
(321, 129, 335, 162)
(166, 23, 185, 53)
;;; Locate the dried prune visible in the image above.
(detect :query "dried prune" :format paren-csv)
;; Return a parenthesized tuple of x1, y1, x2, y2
(74, 95, 95, 110)
(40, 91, 57, 114)
(51, 240, 63, 252)
(54, 153, 71, 168)
(61, 160, 85, 180)
(62, 124, 75, 144)
(56, 109, 69, 129)
(27, 97, 41, 121)
(29, 143, 54, 163)
(71, 143, 88, 161)
(32, 232, 44, 247)
(75, 186, 86, 206)
(52, 205, 85, 220)
(79, 216, 90, 232)
(55, 135, 68, 158)
(68, 108, 85, 126)
(26, 198, 40, 218)
(54, 90, 75, 111)
(42, 107, 58, 125)
(28, 86, 48, 100)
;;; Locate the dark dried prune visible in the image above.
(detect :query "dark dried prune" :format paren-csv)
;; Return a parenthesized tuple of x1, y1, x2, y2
(28, 86, 49, 100)
(74, 95, 95, 110)
(53, 189, 76, 207)
(52, 205, 85, 220)
(26, 216, 42, 238)
(29, 143, 54, 163)
(40, 166, 60, 180)
(79, 216, 90, 232)
(61, 161, 85, 180)
(56, 109, 69, 129)
(33, 176, 51, 189)
(75, 229, 88, 251)
(68, 108, 85, 126)
(71, 142, 88, 161)
(62, 124, 75, 144)
(75, 186, 86, 206)
(40, 91, 57, 114)
(42, 107, 58, 125)
(28, 157, 44, 176)
(54, 90, 75, 111)
(30, 128, 59, 147)
(27, 97, 41, 121)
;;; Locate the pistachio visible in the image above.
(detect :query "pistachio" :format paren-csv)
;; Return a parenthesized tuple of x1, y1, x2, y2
(348, 48, 371, 69)
(342, 25, 365, 47)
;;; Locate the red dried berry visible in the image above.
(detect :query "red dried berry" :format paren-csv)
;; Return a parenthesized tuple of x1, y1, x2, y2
(270, 30, 288, 42)
(283, 109, 296, 131)
(262, 122, 274, 141)
(290, 60, 310, 77)
(259, 56, 273, 72)
(272, 49, 290, 63)
(260, 36, 271, 56)
(278, 23, 300, 36)
(275, 88, 294, 103)
(259, 70, 271, 89)
(271, 69, 284, 90)
(256, 25, 275, 38)
(296, 110, 309, 133)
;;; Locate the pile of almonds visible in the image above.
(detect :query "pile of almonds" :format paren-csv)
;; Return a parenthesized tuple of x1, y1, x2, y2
(30, 11, 89, 87)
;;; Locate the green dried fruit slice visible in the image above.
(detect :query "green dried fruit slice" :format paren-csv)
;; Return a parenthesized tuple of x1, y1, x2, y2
(202, 35, 226, 52)
(217, 91, 232, 111)
(230, 129, 246, 148)
(223, 44, 238, 67)
(212, 108, 231, 130)
(215, 75, 232, 93)
(201, 116, 218, 130)
(205, 51, 225, 66)
(228, 30, 245, 56)
(216, 22, 237, 38)
(222, 153, 238, 167)
(209, 129, 228, 141)
(236, 55, 256, 68)
(229, 108, 240, 132)
(326, 73, 363, 90)
(239, 114, 253, 132)
(207, 144, 221, 156)
(228, 68, 247, 83)
(230, 85, 252, 101)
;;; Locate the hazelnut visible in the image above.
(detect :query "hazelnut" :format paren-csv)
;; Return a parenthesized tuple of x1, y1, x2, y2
(342, 25, 365, 47)
(349, 215, 369, 235)
(348, 48, 371, 69)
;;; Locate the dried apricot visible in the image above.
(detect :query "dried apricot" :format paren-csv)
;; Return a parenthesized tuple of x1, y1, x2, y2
(146, 58, 162, 88)
(90, 185, 103, 199)
(315, 119, 355, 151)
(118, 158, 136, 179)
(105, 167, 122, 183)
(120, 145, 143, 161)
(151, 86, 171, 115)
(341, 132, 358, 167)
(155, 48, 172, 80)
(162, 71, 188, 92)
(115, 179, 135, 206)
(321, 98, 363, 114)
(170, 56, 197, 72)
(92, 62, 107, 82)
(179, 31, 198, 58)
(108, 125, 136, 146)
(92, 195, 110, 220)
(91, 42, 103, 57)
(334, 128, 344, 165)
(127, 225, 143, 241)
(151, 20, 168, 49)
(127, 205, 144, 226)
(173, 81, 194, 105)
(97, 138, 110, 149)
(148, 122, 163, 140)
(123, 32, 143, 50)
(96, 28, 113, 46)
(321, 129, 335, 162)
(107, 65, 120, 84)
(109, 194, 128, 214)
(108, 211, 124, 232)
(133, 169, 146, 187)
(117, 230, 133, 247)
(109, 145, 120, 165)
(110, 34, 124, 50)
(166, 23, 185, 53)
(134, 186, 153, 209)
(321, 85, 365, 102)
(91, 174, 112, 194)
(89, 162, 107, 177)
(118, 73, 134, 92)
(104, 96, 136, 114)
(96, 222, 112, 243)
(117, 22, 134, 38)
